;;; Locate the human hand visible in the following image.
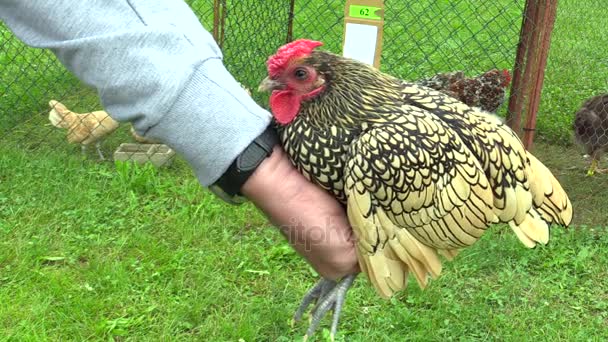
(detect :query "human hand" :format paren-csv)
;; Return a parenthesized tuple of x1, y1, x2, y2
(241, 146, 360, 280)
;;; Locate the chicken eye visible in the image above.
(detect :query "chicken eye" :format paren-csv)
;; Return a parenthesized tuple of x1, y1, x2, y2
(294, 68, 308, 80)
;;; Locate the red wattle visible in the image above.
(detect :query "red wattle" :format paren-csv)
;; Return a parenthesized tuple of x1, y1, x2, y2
(270, 90, 301, 125)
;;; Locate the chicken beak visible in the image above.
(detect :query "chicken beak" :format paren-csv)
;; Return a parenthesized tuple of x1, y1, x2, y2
(258, 77, 282, 92)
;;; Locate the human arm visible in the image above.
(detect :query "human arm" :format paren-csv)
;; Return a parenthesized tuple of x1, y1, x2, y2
(242, 147, 360, 280)
(0, 0, 268, 185)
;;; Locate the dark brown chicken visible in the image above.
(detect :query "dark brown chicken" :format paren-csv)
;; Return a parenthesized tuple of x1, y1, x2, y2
(258, 40, 572, 340)
(416, 69, 512, 112)
(573, 94, 608, 175)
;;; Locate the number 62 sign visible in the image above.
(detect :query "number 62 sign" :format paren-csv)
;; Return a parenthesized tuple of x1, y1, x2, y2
(343, 0, 385, 69)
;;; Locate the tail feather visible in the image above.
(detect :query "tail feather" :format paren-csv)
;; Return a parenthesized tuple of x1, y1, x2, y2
(527, 153, 573, 226)
(509, 152, 572, 248)
(509, 209, 549, 248)
(509, 221, 537, 248)
(438, 249, 460, 260)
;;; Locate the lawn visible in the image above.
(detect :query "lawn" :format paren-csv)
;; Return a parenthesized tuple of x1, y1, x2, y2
(1, 0, 608, 341)
(0, 134, 607, 341)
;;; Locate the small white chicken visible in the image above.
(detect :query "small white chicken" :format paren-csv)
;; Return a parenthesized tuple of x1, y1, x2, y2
(48, 100, 119, 160)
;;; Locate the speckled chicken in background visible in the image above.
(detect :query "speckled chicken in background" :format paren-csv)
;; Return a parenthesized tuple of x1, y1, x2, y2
(258, 39, 571, 340)
(573, 93, 608, 175)
(416, 70, 465, 93)
(416, 68, 512, 113)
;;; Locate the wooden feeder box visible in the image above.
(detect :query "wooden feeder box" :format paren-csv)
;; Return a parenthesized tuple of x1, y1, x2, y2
(113, 143, 175, 167)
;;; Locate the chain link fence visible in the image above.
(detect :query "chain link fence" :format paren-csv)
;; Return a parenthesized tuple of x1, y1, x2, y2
(219, 0, 525, 111)
(0, 1, 217, 165)
(1, 0, 606, 172)
(541, 0, 608, 176)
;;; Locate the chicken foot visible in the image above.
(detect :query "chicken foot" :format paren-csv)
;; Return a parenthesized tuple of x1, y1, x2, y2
(587, 158, 605, 176)
(80, 142, 106, 160)
(293, 274, 357, 341)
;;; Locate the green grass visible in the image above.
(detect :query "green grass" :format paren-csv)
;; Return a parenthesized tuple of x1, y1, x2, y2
(0, 139, 607, 341)
(1, 0, 608, 340)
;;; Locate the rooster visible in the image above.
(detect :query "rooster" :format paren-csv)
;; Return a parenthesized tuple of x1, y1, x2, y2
(257, 40, 572, 339)
(573, 94, 608, 176)
(416, 68, 512, 113)
(48, 100, 119, 160)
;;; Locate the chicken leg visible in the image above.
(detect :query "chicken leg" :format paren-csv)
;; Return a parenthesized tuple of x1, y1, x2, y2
(292, 274, 357, 341)
(95, 141, 106, 161)
(587, 155, 608, 176)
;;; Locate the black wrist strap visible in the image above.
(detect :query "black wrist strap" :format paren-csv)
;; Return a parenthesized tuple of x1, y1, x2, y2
(210, 126, 279, 202)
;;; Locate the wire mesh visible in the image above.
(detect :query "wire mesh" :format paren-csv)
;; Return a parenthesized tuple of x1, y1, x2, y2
(1, 0, 606, 172)
(0, 2, 214, 164)
(540, 0, 608, 158)
(286, 0, 525, 115)
(214, 0, 291, 99)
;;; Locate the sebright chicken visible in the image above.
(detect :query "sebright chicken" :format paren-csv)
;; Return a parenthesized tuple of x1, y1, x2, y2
(258, 39, 572, 340)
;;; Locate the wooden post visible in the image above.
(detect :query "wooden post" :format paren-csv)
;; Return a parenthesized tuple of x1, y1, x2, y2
(213, 0, 227, 48)
(506, 0, 538, 134)
(522, 0, 558, 150)
(213, 0, 220, 43)
(286, 0, 296, 43)
(506, 0, 558, 150)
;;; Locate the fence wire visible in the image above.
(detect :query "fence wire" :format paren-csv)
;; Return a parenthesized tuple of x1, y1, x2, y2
(0, 0, 606, 174)
(573, 94, 608, 176)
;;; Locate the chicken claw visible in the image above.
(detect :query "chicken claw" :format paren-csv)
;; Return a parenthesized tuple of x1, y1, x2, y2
(293, 274, 357, 341)
(586, 158, 606, 176)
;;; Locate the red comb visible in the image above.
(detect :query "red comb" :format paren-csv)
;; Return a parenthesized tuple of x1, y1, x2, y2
(267, 39, 323, 78)
(502, 69, 512, 86)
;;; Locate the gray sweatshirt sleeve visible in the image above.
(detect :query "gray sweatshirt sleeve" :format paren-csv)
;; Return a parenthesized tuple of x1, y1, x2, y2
(0, 0, 272, 186)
